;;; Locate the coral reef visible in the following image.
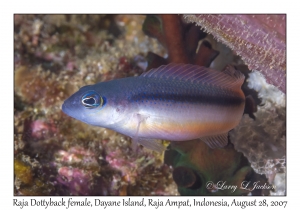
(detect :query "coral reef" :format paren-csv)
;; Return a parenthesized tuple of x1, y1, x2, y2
(230, 70, 286, 195)
(14, 14, 177, 196)
(14, 14, 286, 196)
(183, 15, 286, 93)
(142, 15, 219, 68)
(142, 14, 285, 195)
(165, 140, 271, 195)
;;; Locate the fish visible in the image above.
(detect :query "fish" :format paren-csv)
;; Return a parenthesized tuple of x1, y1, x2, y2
(62, 63, 245, 152)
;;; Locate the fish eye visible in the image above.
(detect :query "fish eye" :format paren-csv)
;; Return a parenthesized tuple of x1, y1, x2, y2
(81, 91, 106, 109)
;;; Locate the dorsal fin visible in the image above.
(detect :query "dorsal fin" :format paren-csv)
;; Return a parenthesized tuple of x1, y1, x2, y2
(141, 63, 245, 90)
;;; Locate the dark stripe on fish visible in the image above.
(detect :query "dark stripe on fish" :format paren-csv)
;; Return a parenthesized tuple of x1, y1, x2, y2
(129, 92, 244, 107)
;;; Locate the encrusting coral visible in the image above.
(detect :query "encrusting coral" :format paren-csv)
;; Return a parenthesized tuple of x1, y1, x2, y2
(183, 15, 286, 93)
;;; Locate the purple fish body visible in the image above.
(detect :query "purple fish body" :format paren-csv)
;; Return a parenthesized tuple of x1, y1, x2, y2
(62, 64, 245, 151)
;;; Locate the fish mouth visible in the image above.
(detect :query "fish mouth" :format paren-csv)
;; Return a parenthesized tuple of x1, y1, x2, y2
(61, 100, 84, 121)
(61, 102, 70, 115)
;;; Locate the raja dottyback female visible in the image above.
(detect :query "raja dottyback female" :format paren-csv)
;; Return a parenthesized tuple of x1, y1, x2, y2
(62, 63, 245, 152)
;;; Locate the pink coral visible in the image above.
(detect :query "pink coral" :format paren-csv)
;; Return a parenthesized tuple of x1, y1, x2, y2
(184, 14, 286, 93)
(30, 120, 57, 140)
(57, 167, 93, 195)
(55, 146, 99, 167)
(55, 146, 111, 195)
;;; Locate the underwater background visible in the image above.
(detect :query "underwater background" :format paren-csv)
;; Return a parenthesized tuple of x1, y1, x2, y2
(14, 14, 286, 196)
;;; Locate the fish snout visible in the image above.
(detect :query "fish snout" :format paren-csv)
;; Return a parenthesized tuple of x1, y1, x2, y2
(61, 101, 70, 115)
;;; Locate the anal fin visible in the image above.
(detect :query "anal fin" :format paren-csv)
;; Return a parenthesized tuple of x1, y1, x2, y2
(200, 133, 228, 149)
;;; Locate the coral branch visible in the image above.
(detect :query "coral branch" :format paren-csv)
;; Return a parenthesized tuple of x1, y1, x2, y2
(160, 15, 190, 63)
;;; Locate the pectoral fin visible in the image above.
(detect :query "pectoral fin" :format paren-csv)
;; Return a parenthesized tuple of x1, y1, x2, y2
(138, 138, 166, 153)
(132, 113, 160, 152)
(130, 113, 146, 152)
(200, 133, 228, 149)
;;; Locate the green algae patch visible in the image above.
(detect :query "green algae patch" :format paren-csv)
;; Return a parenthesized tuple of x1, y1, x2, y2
(14, 159, 33, 185)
